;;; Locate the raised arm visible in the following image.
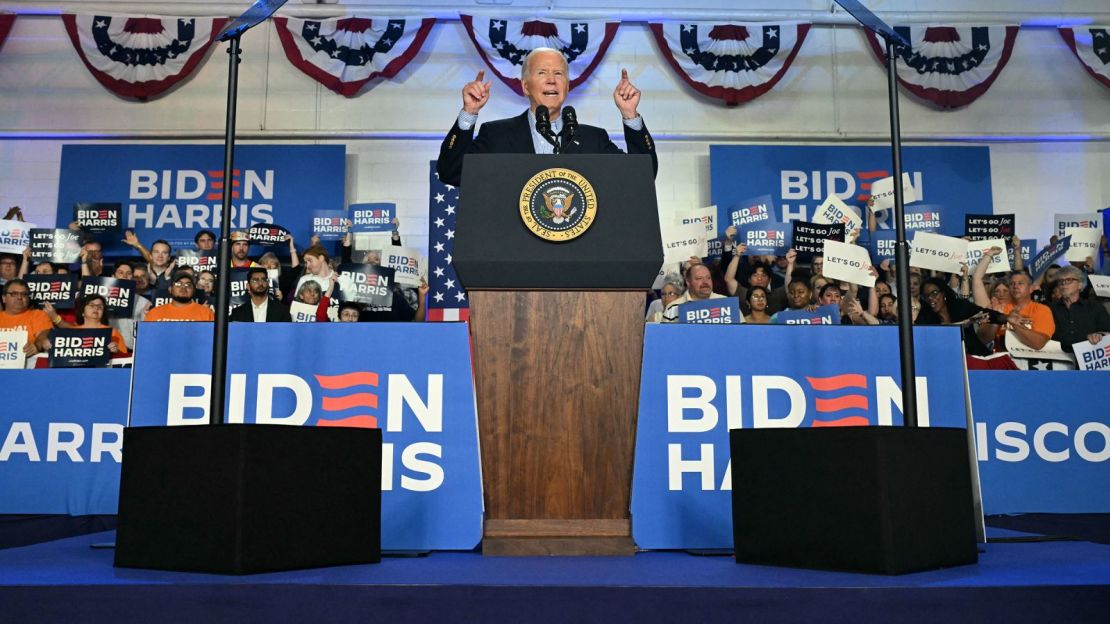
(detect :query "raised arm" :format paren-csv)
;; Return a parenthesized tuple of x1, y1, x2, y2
(971, 246, 999, 308)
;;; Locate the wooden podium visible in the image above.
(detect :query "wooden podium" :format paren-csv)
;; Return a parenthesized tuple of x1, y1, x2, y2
(455, 154, 661, 555)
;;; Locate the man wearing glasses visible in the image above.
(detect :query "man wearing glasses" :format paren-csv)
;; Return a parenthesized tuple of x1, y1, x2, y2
(1049, 264, 1110, 352)
(145, 271, 215, 322)
(0, 279, 58, 356)
(230, 267, 291, 323)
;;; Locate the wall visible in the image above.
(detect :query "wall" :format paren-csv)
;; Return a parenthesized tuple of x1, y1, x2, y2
(1, 2, 1109, 256)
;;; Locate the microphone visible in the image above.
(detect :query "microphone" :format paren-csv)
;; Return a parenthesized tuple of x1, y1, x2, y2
(534, 105, 560, 153)
(561, 106, 578, 144)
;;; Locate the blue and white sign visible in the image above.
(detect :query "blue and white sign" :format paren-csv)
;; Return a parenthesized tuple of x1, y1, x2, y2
(773, 304, 841, 325)
(350, 203, 395, 233)
(127, 322, 483, 550)
(738, 219, 790, 255)
(630, 324, 970, 550)
(710, 145, 992, 241)
(677, 298, 742, 324)
(312, 209, 349, 242)
(57, 145, 346, 254)
(900, 204, 944, 233)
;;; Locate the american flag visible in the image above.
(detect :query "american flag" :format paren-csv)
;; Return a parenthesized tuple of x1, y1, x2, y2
(426, 161, 469, 322)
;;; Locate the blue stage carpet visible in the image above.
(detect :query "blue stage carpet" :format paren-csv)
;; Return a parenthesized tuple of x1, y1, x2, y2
(2, 530, 1108, 623)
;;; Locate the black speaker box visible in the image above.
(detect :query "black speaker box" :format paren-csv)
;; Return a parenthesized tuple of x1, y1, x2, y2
(115, 424, 381, 574)
(730, 426, 977, 575)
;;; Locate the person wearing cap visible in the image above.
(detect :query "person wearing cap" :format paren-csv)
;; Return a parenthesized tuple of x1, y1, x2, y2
(229, 231, 260, 269)
(145, 271, 215, 322)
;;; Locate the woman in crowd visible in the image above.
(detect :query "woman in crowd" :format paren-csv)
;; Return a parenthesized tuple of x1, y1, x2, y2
(915, 277, 992, 355)
(71, 293, 128, 357)
(646, 274, 684, 322)
(196, 270, 216, 296)
(744, 285, 772, 324)
(294, 278, 335, 323)
(877, 293, 898, 324)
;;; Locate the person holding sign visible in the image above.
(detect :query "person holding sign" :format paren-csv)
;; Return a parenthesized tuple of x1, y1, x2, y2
(971, 248, 1054, 352)
(660, 264, 726, 323)
(0, 280, 59, 357)
(65, 294, 128, 356)
(436, 48, 658, 188)
(145, 271, 215, 322)
(1048, 265, 1110, 352)
(230, 267, 292, 323)
(915, 278, 992, 356)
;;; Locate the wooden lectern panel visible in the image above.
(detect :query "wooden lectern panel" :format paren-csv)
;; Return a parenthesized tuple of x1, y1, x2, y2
(469, 290, 645, 553)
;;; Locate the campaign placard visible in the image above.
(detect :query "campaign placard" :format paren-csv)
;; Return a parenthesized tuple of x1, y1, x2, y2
(965, 238, 1011, 275)
(1089, 274, 1110, 298)
(1074, 335, 1110, 372)
(676, 298, 743, 324)
(350, 203, 395, 233)
(48, 327, 112, 368)
(676, 205, 717, 238)
(28, 228, 81, 264)
(1054, 212, 1101, 239)
(0, 218, 34, 254)
(791, 221, 844, 261)
(382, 246, 422, 287)
(737, 219, 790, 256)
(0, 329, 27, 369)
(965, 213, 1015, 240)
(79, 277, 135, 318)
(903, 205, 943, 232)
(175, 249, 218, 273)
(706, 237, 723, 259)
(729, 194, 774, 227)
(772, 304, 842, 325)
(662, 221, 708, 264)
(909, 231, 965, 273)
(248, 223, 291, 247)
(1005, 332, 1074, 363)
(811, 195, 862, 235)
(870, 230, 897, 262)
(312, 210, 349, 242)
(289, 301, 319, 323)
(1064, 226, 1102, 263)
(822, 240, 875, 287)
(73, 202, 122, 235)
(869, 172, 918, 211)
(338, 263, 396, 307)
(1029, 236, 1070, 281)
(25, 275, 80, 309)
(1008, 238, 1036, 268)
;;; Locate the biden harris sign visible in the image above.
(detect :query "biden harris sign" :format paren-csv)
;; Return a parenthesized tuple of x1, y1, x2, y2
(57, 144, 345, 254)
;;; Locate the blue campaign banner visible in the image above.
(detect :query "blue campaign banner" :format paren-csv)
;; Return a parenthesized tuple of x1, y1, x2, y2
(0, 369, 129, 515)
(312, 209, 349, 242)
(871, 230, 897, 261)
(1010, 238, 1037, 267)
(710, 145, 991, 240)
(900, 204, 944, 233)
(727, 194, 775, 229)
(737, 219, 790, 255)
(772, 303, 841, 325)
(350, 202, 395, 233)
(57, 144, 346, 255)
(630, 325, 969, 550)
(128, 322, 483, 551)
(677, 298, 743, 324)
(968, 371, 1110, 514)
(1030, 236, 1070, 280)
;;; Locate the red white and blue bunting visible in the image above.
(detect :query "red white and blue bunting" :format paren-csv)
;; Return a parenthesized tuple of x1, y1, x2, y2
(1059, 27, 1110, 90)
(274, 16, 435, 97)
(0, 13, 15, 55)
(62, 14, 226, 101)
(864, 25, 1020, 109)
(649, 22, 811, 106)
(459, 15, 619, 96)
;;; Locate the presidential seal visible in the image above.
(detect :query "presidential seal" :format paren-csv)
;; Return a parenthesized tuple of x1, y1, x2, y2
(518, 168, 597, 242)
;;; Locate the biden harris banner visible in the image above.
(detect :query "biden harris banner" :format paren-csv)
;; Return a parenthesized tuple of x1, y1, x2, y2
(630, 324, 972, 550)
(57, 145, 346, 255)
(709, 145, 992, 242)
(126, 322, 483, 551)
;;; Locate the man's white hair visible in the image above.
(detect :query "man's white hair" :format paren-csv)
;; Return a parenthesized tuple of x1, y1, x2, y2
(520, 47, 569, 80)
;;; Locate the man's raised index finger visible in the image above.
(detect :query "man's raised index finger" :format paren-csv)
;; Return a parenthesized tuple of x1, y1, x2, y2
(475, 70, 485, 82)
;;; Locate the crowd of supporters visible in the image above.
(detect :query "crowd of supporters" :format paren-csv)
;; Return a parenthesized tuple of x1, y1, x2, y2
(0, 215, 428, 368)
(647, 229, 1110, 369)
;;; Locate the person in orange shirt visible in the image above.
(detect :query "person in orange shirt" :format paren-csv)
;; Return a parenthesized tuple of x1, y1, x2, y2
(972, 248, 1054, 351)
(145, 271, 215, 322)
(66, 293, 129, 356)
(0, 279, 62, 356)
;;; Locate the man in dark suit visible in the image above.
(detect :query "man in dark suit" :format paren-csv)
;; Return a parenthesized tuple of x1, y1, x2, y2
(230, 267, 292, 323)
(436, 47, 657, 187)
